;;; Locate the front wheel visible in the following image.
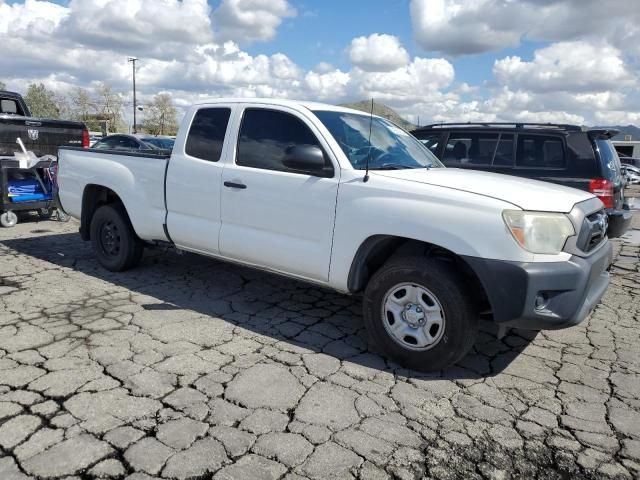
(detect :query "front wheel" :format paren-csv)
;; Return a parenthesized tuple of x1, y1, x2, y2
(363, 256, 478, 372)
(90, 204, 143, 271)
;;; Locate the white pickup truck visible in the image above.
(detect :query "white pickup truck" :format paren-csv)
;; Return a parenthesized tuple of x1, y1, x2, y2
(58, 99, 613, 371)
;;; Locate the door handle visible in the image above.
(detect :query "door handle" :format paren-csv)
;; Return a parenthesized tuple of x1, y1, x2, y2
(224, 181, 247, 189)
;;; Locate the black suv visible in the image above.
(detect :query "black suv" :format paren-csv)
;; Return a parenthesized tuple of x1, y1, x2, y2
(412, 123, 632, 238)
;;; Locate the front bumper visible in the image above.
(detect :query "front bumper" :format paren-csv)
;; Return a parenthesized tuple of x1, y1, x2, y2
(463, 241, 613, 330)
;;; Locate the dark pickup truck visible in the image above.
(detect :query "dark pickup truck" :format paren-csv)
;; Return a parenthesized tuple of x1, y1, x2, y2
(0, 90, 89, 156)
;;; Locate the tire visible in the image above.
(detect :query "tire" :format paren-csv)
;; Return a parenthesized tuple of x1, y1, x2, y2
(0, 211, 18, 228)
(362, 256, 478, 372)
(90, 204, 143, 271)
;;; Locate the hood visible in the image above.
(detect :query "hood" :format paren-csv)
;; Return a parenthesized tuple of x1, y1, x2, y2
(372, 168, 594, 213)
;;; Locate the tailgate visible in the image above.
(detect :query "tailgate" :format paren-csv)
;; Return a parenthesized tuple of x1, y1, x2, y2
(0, 116, 84, 157)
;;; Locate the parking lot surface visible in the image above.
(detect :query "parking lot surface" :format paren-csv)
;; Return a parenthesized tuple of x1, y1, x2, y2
(0, 212, 638, 480)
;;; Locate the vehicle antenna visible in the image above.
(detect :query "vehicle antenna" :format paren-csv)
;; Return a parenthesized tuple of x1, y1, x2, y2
(363, 98, 374, 183)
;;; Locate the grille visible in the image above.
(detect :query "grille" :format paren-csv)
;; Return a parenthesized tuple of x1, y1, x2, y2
(577, 210, 607, 253)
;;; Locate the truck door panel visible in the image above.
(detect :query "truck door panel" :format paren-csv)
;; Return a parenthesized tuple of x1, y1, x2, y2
(219, 106, 339, 282)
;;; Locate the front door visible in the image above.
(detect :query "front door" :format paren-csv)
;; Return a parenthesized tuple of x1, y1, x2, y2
(219, 106, 339, 282)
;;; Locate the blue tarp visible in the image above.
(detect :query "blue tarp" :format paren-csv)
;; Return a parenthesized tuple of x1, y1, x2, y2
(8, 178, 52, 203)
(11, 193, 53, 203)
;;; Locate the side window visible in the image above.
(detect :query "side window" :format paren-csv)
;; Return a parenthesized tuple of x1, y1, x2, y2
(94, 137, 120, 150)
(493, 134, 514, 166)
(237, 109, 328, 174)
(93, 139, 110, 149)
(0, 99, 19, 114)
(443, 132, 499, 166)
(516, 135, 565, 168)
(118, 137, 139, 150)
(185, 108, 231, 162)
(415, 133, 442, 156)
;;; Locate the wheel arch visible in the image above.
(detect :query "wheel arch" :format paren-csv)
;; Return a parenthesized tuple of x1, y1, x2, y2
(80, 184, 130, 240)
(347, 235, 490, 312)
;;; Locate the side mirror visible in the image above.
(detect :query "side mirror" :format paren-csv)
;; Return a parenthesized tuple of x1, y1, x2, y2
(283, 145, 330, 176)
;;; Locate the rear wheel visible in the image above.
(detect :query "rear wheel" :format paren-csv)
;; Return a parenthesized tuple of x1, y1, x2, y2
(90, 204, 143, 271)
(363, 256, 478, 372)
(0, 211, 18, 228)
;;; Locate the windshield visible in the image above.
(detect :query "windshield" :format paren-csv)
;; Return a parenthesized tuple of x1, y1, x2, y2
(313, 110, 443, 170)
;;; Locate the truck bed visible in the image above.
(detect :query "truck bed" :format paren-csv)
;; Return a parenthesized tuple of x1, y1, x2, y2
(57, 147, 170, 242)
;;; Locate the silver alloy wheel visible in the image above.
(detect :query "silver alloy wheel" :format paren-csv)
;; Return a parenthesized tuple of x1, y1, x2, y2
(381, 283, 446, 351)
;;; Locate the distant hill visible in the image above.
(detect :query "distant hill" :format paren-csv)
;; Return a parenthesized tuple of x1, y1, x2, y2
(341, 101, 416, 131)
(594, 125, 640, 141)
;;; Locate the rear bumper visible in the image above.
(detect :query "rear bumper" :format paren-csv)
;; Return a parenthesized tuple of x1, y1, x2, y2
(463, 241, 613, 330)
(606, 208, 632, 238)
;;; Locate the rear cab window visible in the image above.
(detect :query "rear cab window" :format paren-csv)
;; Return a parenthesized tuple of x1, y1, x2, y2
(185, 108, 232, 162)
(0, 98, 22, 115)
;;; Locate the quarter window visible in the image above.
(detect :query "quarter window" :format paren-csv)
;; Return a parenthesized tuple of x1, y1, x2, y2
(237, 109, 328, 174)
(516, 135, 565, 168)
(185, 108, 231, 162)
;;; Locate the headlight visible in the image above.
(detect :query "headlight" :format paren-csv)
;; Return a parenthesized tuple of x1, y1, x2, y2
(503, 210, 575, 254)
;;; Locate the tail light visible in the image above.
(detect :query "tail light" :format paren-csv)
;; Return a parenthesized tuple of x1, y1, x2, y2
(589, 179, 614, 209)
(82, 128, 90, 148)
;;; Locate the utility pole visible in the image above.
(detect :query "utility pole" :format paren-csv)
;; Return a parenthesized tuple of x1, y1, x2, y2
(128, 57, 138, 133)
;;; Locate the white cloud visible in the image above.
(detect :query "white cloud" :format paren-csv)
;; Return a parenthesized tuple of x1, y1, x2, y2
(347, 34, 410, 72)
(62, 0, 213, 57)
(304, 69, 350, 101)
(410, 0, 523, 55)
(0, 0, 67, 36)
(493, 42, 635, 93)
(410, 0, 640, 56)
(352, 57, 454, 101)
(212, 0, 296, 44)
(0, 0, 638, 128)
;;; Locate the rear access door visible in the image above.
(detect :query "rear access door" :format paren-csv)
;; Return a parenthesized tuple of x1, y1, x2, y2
(165, 105, 235, 254)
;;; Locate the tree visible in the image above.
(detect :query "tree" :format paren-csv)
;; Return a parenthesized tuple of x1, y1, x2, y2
(55, 93, 72, 120)
(0, 81, 6, 90)
(142, 93, 178, 136)
(96, 83, 125, 132)
(70, 87, 95, 123)
(24, 83, 61, 118)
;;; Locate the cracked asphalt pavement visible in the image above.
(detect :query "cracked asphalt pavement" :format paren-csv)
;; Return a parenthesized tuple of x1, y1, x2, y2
(0, 206, 638, 479)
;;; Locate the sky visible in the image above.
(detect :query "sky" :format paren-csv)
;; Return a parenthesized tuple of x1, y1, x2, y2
(1, 0, 639, 127)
